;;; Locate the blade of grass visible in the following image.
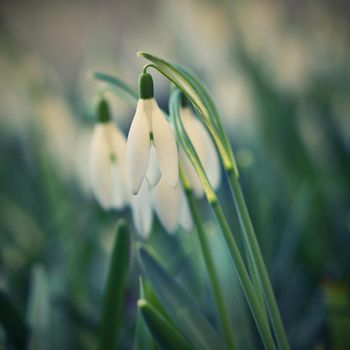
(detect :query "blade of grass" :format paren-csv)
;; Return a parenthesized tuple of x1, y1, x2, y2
(138, 299, 192, 350)
(93, 71, 138, 101)
(182, 177, 236, 350)
(26, 265, 50, 350)
(98, 220, 131, 350)
(138, 246, 224, 350)
(134, 278, 158, 350)
(227, 172, 290, 350)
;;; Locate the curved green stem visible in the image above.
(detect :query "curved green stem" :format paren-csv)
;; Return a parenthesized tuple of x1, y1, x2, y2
(183, 181, 236, 350)
(171, 89, 275, 349)
(227, 170, 290, 350)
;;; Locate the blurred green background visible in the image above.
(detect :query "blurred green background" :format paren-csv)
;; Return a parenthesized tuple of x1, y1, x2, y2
(0, 0, 349, 349)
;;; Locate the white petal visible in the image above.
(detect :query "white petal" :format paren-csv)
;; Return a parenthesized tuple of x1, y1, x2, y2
(152, 178, 181, 234)
(90, 123, 125, 209)
(151, 99, 179, 188)
(126, 99, 151, 194)
(182, 108, 221, 193)
(178, 190, 193, 231)
(180, 148, 204, 197)
(145, 145, 161, 186)
(131, 181, 153, 239)
(106, 123, 130, 205)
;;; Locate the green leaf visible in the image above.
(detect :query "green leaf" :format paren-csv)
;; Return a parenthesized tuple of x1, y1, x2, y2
(138, 299, 192, 350)
(98, 220, 131, 350)
(140, 278, 170, 323)
(134, 277, 158, 350)
(138, 246, 224, 350)
(0, 289, 28, 349)
(26, 265, 50, 350)
(93, 71, 138, 103)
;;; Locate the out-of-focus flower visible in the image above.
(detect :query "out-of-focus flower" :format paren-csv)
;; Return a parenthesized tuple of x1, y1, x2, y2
(180, 107, 221, 197)
(90, 99, 128, 210)
(126, 72, 178, 194)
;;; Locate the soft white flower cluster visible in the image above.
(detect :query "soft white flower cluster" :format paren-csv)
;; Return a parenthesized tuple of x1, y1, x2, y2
(90, 73, 221, 238)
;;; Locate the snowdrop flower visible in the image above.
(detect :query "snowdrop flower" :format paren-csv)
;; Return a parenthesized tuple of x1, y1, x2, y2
(152, 178, 193, 234)
(126, 72, 179, 194)
(90, 99, 128, 210)
(180, 107, 221, 197)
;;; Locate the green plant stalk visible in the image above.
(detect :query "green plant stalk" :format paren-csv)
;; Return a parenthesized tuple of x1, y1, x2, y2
(245, 242, 268, 319)
(170, 90, 275, 349)
(179, 66, 288, 348)
(156, 56, 288, 348)
(209, 198, 276, 350)
(93, 71, 138, 99)
(227, 170, 290, 350)
(182, 175, 236, 350)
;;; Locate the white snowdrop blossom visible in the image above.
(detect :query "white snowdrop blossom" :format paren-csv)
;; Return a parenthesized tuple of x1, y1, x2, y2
(126, 72, 179, 195)
(180, 107, 221, 197)
(90, 99, 129, 210)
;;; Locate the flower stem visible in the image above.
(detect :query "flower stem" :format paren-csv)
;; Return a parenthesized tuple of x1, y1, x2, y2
(184, 187, 236, 350)
(210, 198, 276, 350)
(227, 170, 290, 350)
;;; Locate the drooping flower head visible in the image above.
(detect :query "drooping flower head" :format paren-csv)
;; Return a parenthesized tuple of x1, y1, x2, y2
(90, 98, 128, 209)
(179, 105, 221, 197)
(126, 72, 179, 194)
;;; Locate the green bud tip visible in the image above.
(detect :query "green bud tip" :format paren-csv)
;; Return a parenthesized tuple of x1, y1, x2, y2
(97, 98, 111, 123)
(137, 299, 147, 309)
(139, 72, 154, 99)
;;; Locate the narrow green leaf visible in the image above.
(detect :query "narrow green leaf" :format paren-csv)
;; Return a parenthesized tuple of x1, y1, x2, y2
(134, 277, 158, 350)
(26, 265, 50, 350)
(140, 278, 169, 322)
(138, 299, 192, 350)
(93, 71, 138, 102)
(0, 289, 28, 349)
(98, 220, 131, 350)
(138, 246, 224, 350)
